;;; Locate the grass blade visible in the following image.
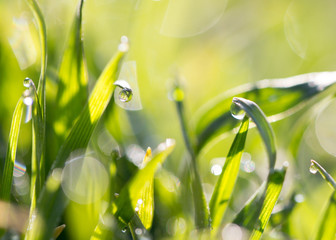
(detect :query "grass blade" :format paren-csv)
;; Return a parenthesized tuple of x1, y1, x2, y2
(310, 159, 336, 190)
(194, 72, 336, 151)
(171, 82, 209, 228)
(137, 148, 154, 229)
(91, 139, 175, 238)
(209, 116, 249, 228)
(309, 160, 336, 240)
(114, 139, 175, 224)
(315, 191, 336, 240)
(0, 99, 24, 201)
(55, 0, 88, 140)
(249, 166, 287, 240)
(232, 97, 276, 170)
(26, 38, 128, 240)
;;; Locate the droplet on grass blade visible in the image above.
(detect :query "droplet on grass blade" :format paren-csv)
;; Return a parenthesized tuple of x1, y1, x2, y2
(113, 61, 142, 110)
(118, 89, 133, 102)
(309, 162, 318, 174)
(23, 77, 32, 88)
(230, 102, 245, 120)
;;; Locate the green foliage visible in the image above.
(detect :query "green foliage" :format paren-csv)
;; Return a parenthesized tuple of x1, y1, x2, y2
(1, 1, 336, 240)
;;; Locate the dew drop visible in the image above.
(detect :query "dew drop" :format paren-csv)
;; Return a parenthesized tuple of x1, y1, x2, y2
(135, 228, 143, 235)
(118, 89, 133, 102)
(230, 102, 245, 120)
(121, 228, 127, 233)
(137, 199, 143, 205)
(118, 36, 129, 52)
(23, 77, 32, 88)
(309, 162, 318, 174)
(294, 194, 305, 203)
(135, 207, 139, 212)
(211, 164, 222, 176)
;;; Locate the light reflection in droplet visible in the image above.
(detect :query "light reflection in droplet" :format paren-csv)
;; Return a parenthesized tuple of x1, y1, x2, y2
(309, 162, 318, 174)
(230, 102, 245, 120)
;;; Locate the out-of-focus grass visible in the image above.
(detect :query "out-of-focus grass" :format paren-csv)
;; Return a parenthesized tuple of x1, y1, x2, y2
(1, 0, 336, 239)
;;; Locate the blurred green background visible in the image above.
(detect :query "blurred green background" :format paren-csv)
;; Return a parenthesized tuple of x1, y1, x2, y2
(1, 0, 336, 239)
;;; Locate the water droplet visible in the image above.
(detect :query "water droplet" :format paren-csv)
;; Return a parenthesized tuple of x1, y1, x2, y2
(211, 164, 222, 176)
(169, 86, 184, 102)
(118, 89, 133, 102)
(137, 199, 143, 205)
(309, 162, 318, 174)
(121, 228, 127, 233)
(118, 36, 129, 52)
(135, 207, 139, 212)
(294, 194, 305, 203)
(23, 77, 32, 88)
(230, 102, 245, 120)
(135, 228, 143, 235)
(22, 89, 33, 106)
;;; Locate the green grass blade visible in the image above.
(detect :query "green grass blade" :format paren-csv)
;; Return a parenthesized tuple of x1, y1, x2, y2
(114, 139, 175, 224)
(310, 159, 336, 190)
(249, 167, 287, 240)
(232, 97, 276, 170)
(55, 0, 88, 140)
(137, 148, 154, 229)
(25, 0, 47, 200)
(26, 39, 127, 240)
(209, 116, 249, 228)
(0, 99, 24, 201)
(171, 82, 209, 228)
(25, 0, 47, 102)
(315, 191, 336, 240)
(92, 139, 175, 238)
(194, 72, 336, 151)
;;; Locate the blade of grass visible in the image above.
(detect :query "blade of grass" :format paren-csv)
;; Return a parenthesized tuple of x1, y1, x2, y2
(309, 160, 336, 240)
(137, 148, 154, 229)
(194, 71, 336, 152)
(171, 82, 209, 228)
(249, 166, 287, 240)
(315, 191, 336, 240)
(310, 159, 336, 190)
(113, 139, 175, 225)
(55, 0, 88, 140)
(91, 139, 175, 239)
(232, 97, 276, 170)
(25, 0, 47, 200)
(209, 116, 249, 228)
(26, 38, 128, 240)
(0, 99, 24, 201)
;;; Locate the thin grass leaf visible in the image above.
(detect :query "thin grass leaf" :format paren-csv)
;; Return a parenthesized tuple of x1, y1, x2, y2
(25, 0, 47, 204)
(171, 82, 209, 228)
(315, 190, 336, 240)
(92, 139, 175, 239)
(249, 166, 287, 240)
(55, 0, 88, 140)
(309, 160, 336, 240)
(194, 72, 336, 151)
(137, 148, 154, 229)
(114, 139, 175, 224)
(209, 116, 249, 228)
(232, 97, 276, 170)
(26, 39, 128, 240)
(310, 159, 336, 190)
(0, 99, 24, 201)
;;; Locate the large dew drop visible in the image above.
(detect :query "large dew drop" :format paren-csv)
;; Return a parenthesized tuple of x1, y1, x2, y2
(230, 102, 245, 120)
(118, 89, 133, 102)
